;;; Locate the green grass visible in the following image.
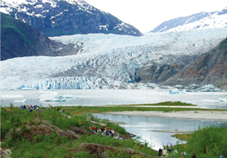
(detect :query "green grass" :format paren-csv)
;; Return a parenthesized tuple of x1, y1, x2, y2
(104, 101, 197, 107)
(171, 126, 227, 158)
(1, 107, 158, 157)
(62, 105, 225, 115)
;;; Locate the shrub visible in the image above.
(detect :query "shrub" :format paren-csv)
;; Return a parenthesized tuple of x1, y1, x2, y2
(186, 126, 227, 158)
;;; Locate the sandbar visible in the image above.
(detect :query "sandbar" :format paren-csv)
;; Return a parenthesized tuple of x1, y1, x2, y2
(106, 111, 227, 121)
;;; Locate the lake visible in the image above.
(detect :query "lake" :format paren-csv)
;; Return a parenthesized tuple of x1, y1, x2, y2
(93, 113, 227, 150)
(0, 90, 227, 110)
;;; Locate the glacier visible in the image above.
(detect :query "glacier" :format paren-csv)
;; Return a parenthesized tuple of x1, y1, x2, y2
(0, 28, 227, 90)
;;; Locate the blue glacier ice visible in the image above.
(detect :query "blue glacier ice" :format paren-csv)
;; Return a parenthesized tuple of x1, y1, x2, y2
(0, 28, 227, 90)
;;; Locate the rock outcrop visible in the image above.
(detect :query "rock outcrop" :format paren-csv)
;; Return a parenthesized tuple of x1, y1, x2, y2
(162, 38, 227, 90)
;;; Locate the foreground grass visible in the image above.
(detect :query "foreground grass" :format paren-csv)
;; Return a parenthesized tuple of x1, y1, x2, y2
(1, 107, 158, 157)
(1, 102, 227, 158)
(171, 126, 227, 158)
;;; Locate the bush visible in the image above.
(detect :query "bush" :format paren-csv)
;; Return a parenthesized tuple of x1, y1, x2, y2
(186, 126, 227, 158)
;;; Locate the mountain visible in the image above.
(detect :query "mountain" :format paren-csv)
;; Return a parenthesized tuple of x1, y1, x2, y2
(0, 0, 142, 36)
(162, 38, 227, 90)
(0, 28, 226, 90)
(150, 7, 227, 33)
(1, 12, 82, 60)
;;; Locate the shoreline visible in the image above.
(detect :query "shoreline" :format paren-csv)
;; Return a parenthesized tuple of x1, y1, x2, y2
(106, 110, 227, 121)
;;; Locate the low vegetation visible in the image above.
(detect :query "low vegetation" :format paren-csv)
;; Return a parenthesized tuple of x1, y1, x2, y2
(1, 102, 226, 157)
(106, 101, 197, 107)
(63, 105, 225, 115)
(1, 106, 158, 157)
(170, 126, 227, 158)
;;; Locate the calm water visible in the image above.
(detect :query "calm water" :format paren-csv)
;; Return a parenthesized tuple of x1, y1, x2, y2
(0, 89, 227, 109)
(93, 113, 227, 150)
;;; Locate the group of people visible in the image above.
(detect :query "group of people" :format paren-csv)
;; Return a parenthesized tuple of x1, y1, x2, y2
(158, 147, 198, 158)
(91, 126, 118, 139)
(158, 147, 171, 157)
(20, 105, 40, 111)
(18, 105, 65, 114)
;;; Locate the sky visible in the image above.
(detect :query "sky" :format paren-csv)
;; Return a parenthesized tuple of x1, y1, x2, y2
(84, 0, 227, 33)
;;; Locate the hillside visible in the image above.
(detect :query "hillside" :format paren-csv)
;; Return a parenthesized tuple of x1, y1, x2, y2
(0, 0, 142, 36)
(162, 38, 227, 90)
(149, 7, 226, 33)
(1, 12, 82, 60)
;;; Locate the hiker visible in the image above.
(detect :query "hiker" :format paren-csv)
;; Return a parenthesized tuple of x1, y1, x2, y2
(163, 148, 168, 157)
(57, 107, 59, 111)
(181, 152, 186, 157)
(168, 147, 172, 153)
(106, 129, 110, 136)
(92, 126, 95, 133)
(192, 153, 196, 158)
(158, 148, 162, 156)
(95, 127, 97, 133)
(63, 109, 65, 114)
(29, 108, 32, 112)
(220, 154, 224, 158)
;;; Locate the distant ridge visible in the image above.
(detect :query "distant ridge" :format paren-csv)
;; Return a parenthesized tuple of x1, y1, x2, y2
(150, 7, 227, 33)
(0, 0, 142, 36)
(1, 12, 82, 60)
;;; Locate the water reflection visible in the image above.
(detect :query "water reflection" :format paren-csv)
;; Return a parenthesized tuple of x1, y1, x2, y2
(93, 113, 226, 150)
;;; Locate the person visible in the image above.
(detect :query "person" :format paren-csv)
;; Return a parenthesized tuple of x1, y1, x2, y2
(29, 108, 32, 112)
(95, 127, 97, 133)
(163, 148, 167, 157)
(92, 126, 95, 133)
(158, 148, 162, 156)
(220, 154, 224, 158)
(192, 153, 196, 158)
(63, 109, 65, 114)
(168, 147, 172, 153)
(106, 129, 110, 136)
(181, 152, 186, 157)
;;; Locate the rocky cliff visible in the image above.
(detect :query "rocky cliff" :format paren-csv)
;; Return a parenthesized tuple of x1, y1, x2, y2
(1, 12, 82, 60)
(162, 38, 227, 89)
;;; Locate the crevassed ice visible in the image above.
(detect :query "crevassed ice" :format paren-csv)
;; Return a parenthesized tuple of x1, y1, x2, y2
(0, 28, 227, 90)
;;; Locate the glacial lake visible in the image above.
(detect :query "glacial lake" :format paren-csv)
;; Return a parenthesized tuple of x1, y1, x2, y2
(93, 113, 227, 150)
(0, 89, 227, 110)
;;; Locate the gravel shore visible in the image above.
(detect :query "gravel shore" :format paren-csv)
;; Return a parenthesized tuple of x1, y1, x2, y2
(107, 111, 227, 121)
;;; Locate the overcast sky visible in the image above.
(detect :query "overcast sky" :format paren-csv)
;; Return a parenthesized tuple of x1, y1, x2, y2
(84, 0, 227, 33)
